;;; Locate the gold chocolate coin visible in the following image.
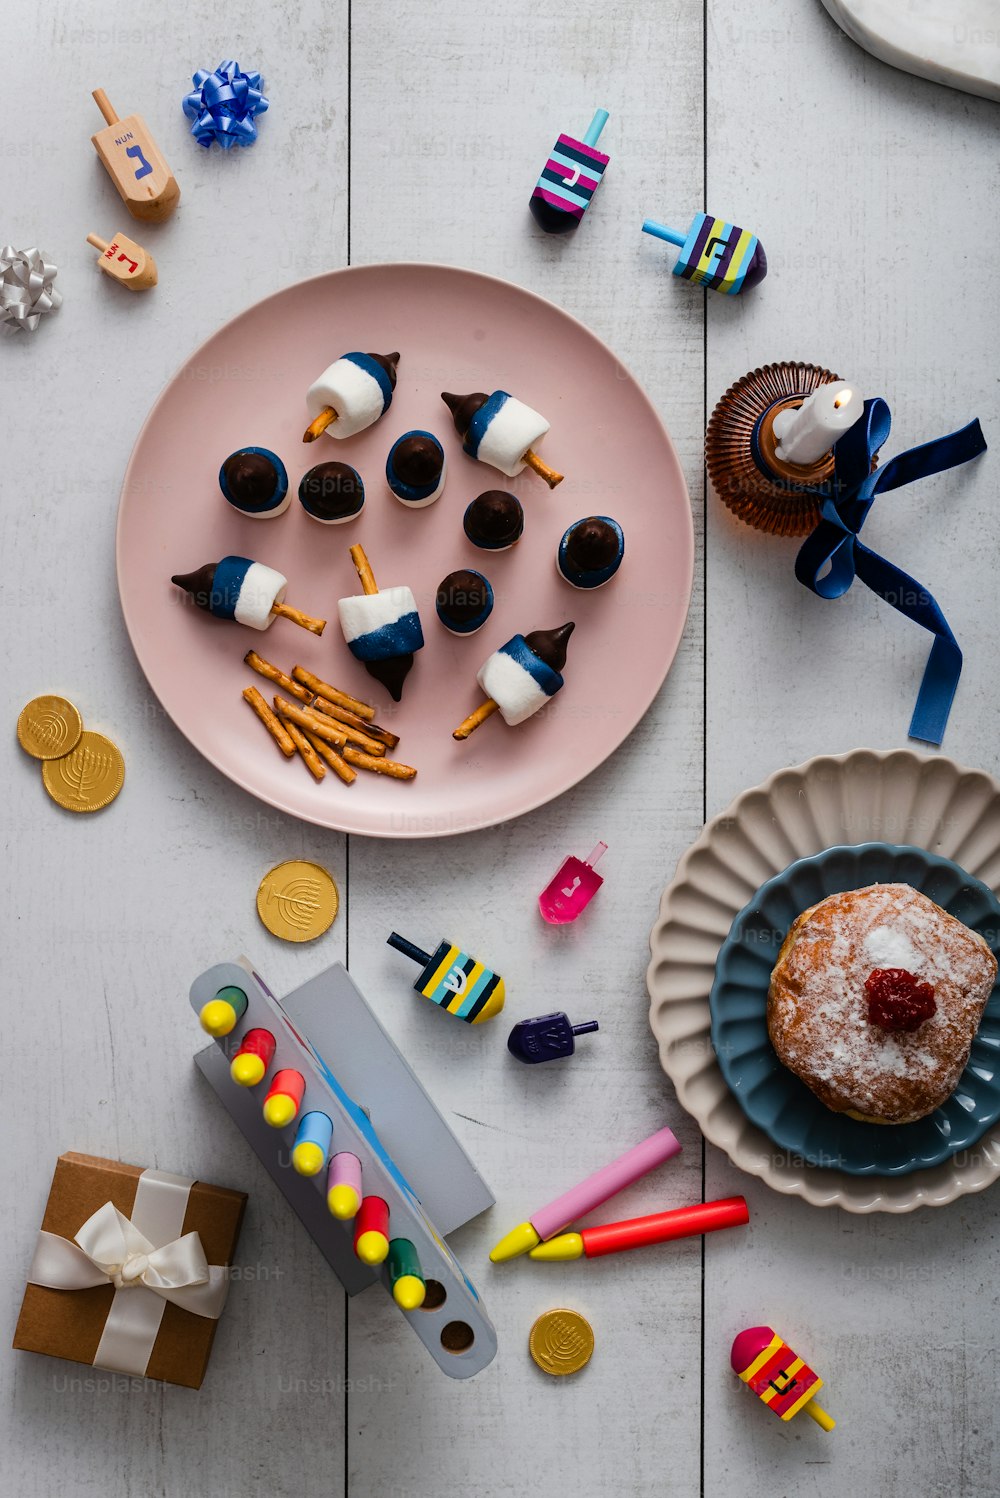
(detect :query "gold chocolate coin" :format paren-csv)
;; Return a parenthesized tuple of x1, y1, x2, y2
(17, 695, 83, 760)
(256, 859, 339, 943)
(41, 731, 125, 812)
(528, 1308, 595, 1376)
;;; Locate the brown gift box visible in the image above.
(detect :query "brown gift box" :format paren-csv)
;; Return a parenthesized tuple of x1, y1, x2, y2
(13, 1153, 247, 1389)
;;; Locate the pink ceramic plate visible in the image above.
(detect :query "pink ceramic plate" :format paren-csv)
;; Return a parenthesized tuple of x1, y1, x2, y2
(117, 264, 692, 837)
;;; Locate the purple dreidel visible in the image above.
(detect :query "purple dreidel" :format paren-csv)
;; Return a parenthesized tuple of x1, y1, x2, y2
(642, 213, 767, 295)
(529, 108, 610, 234)
(507, 1012, 599, 1064)
(538, 841, 607, 924)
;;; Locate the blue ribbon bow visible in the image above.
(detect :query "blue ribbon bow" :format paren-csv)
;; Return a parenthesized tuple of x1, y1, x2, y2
(183, 62, 268, 149)
(794, 399, 986, 746)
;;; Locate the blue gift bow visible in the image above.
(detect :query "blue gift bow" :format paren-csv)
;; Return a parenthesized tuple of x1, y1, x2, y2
(793, 399, 986, 746)
(183, 62, 268, 149)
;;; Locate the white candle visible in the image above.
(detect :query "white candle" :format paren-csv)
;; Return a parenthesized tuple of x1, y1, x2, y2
(772, 380, 865, 467)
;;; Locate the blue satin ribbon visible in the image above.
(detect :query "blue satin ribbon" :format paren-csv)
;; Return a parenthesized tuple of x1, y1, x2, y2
(183, 62, 268, 149)
(794, 399, 986, 746)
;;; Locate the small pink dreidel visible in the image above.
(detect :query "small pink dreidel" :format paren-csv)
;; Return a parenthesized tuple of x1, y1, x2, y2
(86, 231, 158, 291)
(539, 840, 607, 924)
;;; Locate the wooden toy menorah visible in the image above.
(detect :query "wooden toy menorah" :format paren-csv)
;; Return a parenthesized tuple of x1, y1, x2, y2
(189, 958, 497, 1378)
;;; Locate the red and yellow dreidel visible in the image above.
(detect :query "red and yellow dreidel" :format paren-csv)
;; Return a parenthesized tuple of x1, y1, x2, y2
(731, 1326, 836, 1431)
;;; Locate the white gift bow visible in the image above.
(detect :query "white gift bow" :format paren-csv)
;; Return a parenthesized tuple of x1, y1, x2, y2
(27, 1168, 230, 1376)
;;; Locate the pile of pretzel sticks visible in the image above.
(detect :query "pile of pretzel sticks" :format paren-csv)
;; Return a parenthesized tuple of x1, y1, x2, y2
(241, 652, 416, 786)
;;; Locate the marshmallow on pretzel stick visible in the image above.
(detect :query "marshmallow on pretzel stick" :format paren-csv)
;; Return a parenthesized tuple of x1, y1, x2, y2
(453, 623, 574, 739)
(337, 543, 425, 702)
(303, 352, 400, 442)
(441, 389, 563, 488)
(171, 556, 325, 634)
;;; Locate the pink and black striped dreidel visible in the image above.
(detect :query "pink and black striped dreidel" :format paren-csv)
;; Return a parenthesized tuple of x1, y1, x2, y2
(529, 109, 610, 234)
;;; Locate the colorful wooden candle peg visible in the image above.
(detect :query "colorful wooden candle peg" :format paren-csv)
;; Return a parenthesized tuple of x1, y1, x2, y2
(387, 931, 505, 1024)
(642, 213, 766, 295)
(90, 89, 180, 223)
(86, 231, 157, 291)
(731, 1326, 836, 1431)
(538, 841, 607, 923)
(354, 1196, 390, 1264)
(262, 1068, 305, 1127)
(388, 1238, 426, 1310)
(326, 1152, 363, 1220)
(507, 1013, 599, 1064)
(292, 1111, 334, 1176)
(199, 984, 248, 1036)
(529, 108, 610, 234)
(230, 1027, 275, 1086)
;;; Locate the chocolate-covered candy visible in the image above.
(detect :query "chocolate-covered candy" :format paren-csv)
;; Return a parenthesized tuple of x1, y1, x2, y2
(441, 391, 489, 437)
(435, 569, 495, 635)
(525, 621, 575, 672)
(386, 430, 447, 507)
(298, 462, 365, 525)
(368, 352, 400, 389)
(557, 515, 625, 589)
(219, 446, 290, 518)
(463, 490, 524, 551)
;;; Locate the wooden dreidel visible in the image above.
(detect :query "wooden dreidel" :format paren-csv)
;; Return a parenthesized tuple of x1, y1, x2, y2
(529, 107, 610, 234)
(90, 88, 180, 223)
(86, 231, 157, 291)
(642, 213, 767, 295)
(387, 930, 506, 1023)
(731, 1326, 836, 1432)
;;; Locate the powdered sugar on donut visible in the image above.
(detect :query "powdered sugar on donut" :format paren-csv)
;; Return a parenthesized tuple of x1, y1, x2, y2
(767, 883, 996, 1123)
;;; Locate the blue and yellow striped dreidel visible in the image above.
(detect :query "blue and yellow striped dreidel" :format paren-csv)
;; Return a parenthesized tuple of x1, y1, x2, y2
(387, 930, 505, 1023)
(642, 212, 767, 295)
(529, 109, 610, 234)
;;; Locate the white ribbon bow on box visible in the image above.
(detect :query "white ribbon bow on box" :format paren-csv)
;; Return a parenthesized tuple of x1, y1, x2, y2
(27, 1169, 230, 1377)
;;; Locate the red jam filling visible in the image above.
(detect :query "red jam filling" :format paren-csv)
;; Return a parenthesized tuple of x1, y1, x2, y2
(864, 967, 937, 1033)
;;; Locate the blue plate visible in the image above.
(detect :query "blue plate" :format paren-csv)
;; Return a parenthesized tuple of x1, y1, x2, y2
(710, 844, 1000, 1175)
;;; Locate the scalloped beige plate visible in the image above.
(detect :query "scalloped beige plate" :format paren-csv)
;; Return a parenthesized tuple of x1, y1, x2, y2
(647, 748, 1000, 1212)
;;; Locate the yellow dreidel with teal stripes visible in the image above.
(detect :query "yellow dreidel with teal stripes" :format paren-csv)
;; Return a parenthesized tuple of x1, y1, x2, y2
(642, 212, 767, 295)
(387, 931, 505, 1023)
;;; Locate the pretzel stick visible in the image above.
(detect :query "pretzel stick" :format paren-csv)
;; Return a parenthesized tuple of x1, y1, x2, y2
(311, 695, 399, 750)
(306, 699, 392, 754)
(284, 720, 326, 781)
(343, 747, 417, 780)
(303, 406, 337, 443)
(452, 698, 501, 740)
(243, 687, 296, 757)
(244, 650, 313, 703)
(349, 543, 379, 596)
(291, 667, 376, 720)
(272, 694, 376, 753)
(270, 600, 326, 635)
(522, 448, 564, 489)
(303, 730, 357, 786)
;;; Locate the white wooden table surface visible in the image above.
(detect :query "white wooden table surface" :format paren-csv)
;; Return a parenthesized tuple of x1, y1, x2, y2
(4, 3, 998, 1495)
